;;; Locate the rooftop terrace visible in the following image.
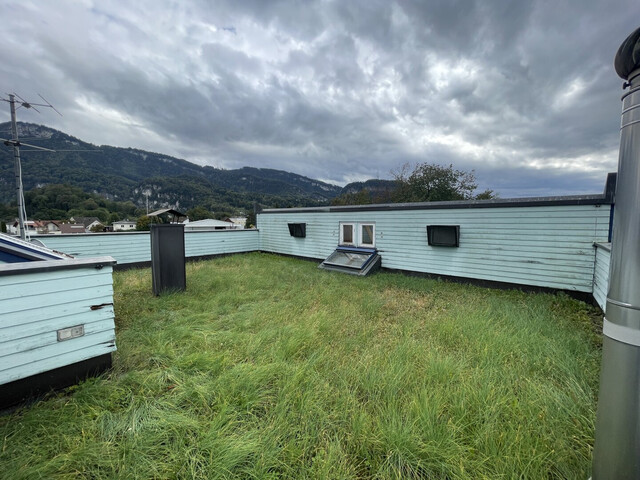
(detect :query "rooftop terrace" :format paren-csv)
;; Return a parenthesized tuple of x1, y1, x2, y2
(0, 253, 601, 478)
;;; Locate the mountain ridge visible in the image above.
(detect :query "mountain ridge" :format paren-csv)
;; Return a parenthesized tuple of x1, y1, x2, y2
(0, 122, 342, 212)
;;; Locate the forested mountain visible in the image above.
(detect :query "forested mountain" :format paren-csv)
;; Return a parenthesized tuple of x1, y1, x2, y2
(0, 123, 342, 215)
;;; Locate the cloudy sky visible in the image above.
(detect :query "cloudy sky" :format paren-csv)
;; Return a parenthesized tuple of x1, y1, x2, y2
(1, 0, 638, 197)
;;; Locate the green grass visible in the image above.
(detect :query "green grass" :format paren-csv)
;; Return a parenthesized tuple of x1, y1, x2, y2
(0, 253, 602, 479)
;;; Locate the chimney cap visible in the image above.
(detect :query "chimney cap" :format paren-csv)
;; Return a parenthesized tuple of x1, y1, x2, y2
(615, 26, 640, 79)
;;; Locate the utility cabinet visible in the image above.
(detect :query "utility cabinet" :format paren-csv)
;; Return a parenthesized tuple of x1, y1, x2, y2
(151, 224, 186, 295)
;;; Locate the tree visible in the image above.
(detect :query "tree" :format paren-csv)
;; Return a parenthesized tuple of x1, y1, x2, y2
(245, 210, 256, 229)
(392, 162, 496, 202)
(186, 206, 211, 221)
(136, 215, 151, 231)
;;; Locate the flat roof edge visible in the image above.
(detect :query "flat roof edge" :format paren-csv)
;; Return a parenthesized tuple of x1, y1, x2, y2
(0, 256, 117, 277)
(260, 194, 610, 214)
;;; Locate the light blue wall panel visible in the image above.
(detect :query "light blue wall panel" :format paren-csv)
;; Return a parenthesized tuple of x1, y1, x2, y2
(593, 243, 611, 310)
(184, 229, 259, 257)
(0, 260, 117, 385)
(258, 204, 611, 292)
(40, 233, 151, 264)
(39, 230, 260, 265)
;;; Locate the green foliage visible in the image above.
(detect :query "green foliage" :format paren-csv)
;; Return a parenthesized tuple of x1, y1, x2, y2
(245, 210, 257, 228)
(0, 254, 599, 479)
(186, 206, 211, 221)
(136, 215, 151, 231)
(393, 162, 497, 202)
(10, 184, 140, 223)
(0, 221, 5, 233)
(333, 166, 497, 206)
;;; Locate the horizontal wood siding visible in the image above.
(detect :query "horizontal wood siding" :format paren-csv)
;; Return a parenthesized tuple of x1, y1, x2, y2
(39, 230, 259, 265)
(184, 230, 260, 258)
(258, 204, 611, 292)
(0, 264, 116, 385)
(40, 233, 151, 264)
(593, 243, 611, 310)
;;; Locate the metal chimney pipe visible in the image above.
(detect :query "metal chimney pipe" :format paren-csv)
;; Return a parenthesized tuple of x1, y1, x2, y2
(592, 26, 640, 479)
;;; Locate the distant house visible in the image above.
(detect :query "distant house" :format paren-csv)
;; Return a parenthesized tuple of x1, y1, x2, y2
(226, 217, 247, 229)
(113, 220, 137, 231)
(69, 216, 103, 232)
(58, 223, 86, 234)
(183, 218, 236, 231)
(11, 220, 39, 237)
(40, 221, 61, 234)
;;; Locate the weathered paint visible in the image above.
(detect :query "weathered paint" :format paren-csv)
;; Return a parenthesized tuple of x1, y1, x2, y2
(184, 229, 260, 258)
(31, 202, 612, 295)
(0, 257, 117, 386)
(593, 242, 611, 311)
(39, 232, 151, 264)
(258, 204, 611, 292)
(39, 229, 260, 265)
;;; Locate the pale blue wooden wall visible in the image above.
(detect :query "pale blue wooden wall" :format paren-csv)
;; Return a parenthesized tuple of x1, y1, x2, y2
(593, 243, 611, 310)
(40, 232, 151, 264)
(39, 229, 260, 265)
(184, 230, 260, 257)
(258, 204, 611, 292)
(33, 206, 611, 294)
(0, 257, 117, 385)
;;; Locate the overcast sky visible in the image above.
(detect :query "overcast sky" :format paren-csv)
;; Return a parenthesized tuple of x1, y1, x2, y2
(1, 1, 638, 197)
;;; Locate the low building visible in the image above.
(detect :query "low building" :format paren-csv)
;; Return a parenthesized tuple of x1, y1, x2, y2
(112, 220, 137, 231)
(40, 221, 62, 234)
(183, 218, 236, 231)
(226, 217, 247, 229)
(58, 223, 87, 234)
(69, 216, 103, 232)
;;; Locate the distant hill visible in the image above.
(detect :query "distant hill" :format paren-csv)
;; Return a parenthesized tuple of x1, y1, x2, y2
(0, 122, 342, 212)
(340, 179, 397, 196)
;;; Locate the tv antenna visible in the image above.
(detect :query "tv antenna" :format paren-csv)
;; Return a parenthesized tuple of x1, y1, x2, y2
(1, 93, 61, 240)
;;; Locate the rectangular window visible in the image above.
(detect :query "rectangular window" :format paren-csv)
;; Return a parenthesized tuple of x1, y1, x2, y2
(427, 225, 460, 247)
(360, 223, 375, 247)
(340, 223, 355, 245)
(288, 223, 306, 238)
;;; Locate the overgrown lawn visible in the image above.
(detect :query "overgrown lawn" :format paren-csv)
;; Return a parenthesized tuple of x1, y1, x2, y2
(0, 253, 601, 479)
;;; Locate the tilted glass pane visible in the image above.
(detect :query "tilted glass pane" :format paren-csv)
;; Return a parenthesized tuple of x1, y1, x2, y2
(361, 225, 373, 245)
(323, 250, 370, 269)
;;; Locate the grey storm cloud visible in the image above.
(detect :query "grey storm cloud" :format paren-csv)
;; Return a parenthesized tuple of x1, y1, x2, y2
(1, 0, 638, 196)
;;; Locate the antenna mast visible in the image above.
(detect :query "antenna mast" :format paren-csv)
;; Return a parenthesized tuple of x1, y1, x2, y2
(1, 93, 61, 240)
(8, 95, 26, 240)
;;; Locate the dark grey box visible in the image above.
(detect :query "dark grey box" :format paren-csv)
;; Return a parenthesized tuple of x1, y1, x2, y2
(151, 224, 186, 295)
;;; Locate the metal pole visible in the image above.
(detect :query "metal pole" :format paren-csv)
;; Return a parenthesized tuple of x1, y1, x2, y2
(8, 94, 26, 240)
(592, 26, 640, 479)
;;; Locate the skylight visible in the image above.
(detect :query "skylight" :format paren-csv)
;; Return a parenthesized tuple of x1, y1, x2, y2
(319, 246, 381, 276)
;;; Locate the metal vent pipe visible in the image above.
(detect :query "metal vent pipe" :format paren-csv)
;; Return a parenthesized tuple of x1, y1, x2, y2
(592, 26, 640, 479)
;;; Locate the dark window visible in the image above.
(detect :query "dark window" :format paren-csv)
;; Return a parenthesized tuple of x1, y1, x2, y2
(427, 225, 460, 247)
(341, 223, 354, 244)
(288, 223, 306, 238)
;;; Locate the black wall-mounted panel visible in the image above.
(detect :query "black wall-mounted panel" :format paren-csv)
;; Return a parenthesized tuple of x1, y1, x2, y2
(288, 223, 306, 238)
(427, 225, 460, 247)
